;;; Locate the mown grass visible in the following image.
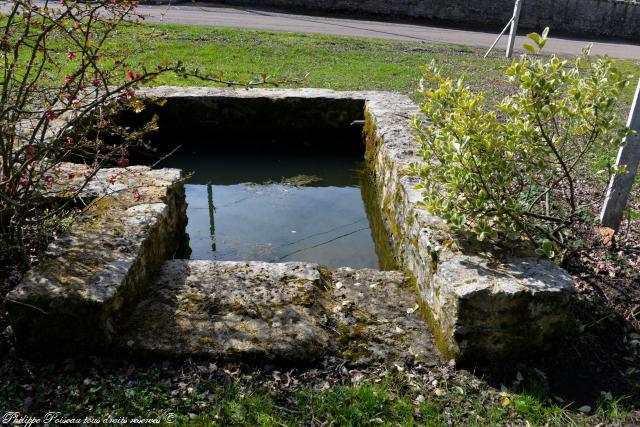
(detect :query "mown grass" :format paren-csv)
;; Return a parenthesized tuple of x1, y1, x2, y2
(104, 23, 638, 103)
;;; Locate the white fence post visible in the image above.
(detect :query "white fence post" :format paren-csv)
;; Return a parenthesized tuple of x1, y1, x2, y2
(600, 78, 640, 231)
(506, 0, 523, 58)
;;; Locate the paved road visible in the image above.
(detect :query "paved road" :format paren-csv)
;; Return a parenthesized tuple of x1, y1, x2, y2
(137, 3, 640, 60)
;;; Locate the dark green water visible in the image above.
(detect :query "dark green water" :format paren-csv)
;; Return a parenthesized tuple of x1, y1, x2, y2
(158, 150, 395, 270)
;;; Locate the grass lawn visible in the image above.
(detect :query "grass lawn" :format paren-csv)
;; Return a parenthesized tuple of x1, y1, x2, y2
(2, 22, 640, 426)
(109, 23, 639, 103)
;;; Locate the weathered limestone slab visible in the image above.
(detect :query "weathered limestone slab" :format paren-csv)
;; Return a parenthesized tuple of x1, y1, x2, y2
(120, 260, 333, 362)
(6, 165, 187, 351)
(119, 261, 440, 364)
(330, 268, 440, 366)
(363, 91, 576, 362)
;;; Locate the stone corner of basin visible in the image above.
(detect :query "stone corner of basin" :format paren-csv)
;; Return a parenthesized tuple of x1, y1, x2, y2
(419, 247, 578, 363)
(361, 89, 578, 363)
(5, 166, 188, 352)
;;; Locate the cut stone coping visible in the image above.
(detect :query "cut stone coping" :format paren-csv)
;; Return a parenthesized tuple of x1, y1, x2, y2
(119, 260, 440, 365)
(6, 164, 187, 351)
(121, 260, 333, 362)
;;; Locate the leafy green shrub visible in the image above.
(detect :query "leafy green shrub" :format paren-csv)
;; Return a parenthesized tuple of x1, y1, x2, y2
(410, 30, 630, 258)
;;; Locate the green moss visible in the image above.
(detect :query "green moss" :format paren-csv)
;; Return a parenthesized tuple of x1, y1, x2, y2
(363, 110, 380, 171)
(337, 323, 372, 362)
(298, 292, 316, 306)
(289, 279, 319, 307)
(229, 302, 245, 313)
(317, 267, 334, 290)
(405, 273, 459, 361)
(358, 167, 397, 271)
(237, 321, 258, 334)
(86, 195, 127, 219)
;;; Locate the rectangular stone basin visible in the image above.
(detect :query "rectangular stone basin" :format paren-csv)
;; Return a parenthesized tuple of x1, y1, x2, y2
(130, 87, 575, 362)
(7, 88, 576, 363)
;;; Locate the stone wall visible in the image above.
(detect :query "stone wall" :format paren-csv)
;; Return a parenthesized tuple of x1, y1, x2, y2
(362, 91, 576, 362)
(6, 165, 188, 351)
(213, 0, 640, 40)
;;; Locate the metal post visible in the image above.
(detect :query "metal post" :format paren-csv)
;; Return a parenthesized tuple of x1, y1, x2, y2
(484, 17, 514, 58)
(600, 78, 640, 231)
(506, 0, 523, 58)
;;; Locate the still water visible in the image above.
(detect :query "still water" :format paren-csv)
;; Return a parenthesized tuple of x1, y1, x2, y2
(158, 150, 394, 270)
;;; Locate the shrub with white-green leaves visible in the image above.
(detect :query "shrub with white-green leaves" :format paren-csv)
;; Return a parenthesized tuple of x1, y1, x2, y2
(410, 29, 630, 258)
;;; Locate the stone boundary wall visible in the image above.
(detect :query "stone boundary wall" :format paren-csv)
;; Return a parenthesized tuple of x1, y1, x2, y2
(212, 0, 640, 40)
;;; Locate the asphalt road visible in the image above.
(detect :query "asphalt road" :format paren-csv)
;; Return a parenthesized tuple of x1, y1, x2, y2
(1, 1, 638, 59)
(136, 3, 640, 60)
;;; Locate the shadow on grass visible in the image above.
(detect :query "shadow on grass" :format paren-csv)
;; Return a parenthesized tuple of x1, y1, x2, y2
(467, 295, 639, 413)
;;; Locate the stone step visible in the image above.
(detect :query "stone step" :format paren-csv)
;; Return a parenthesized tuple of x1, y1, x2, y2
(119, 260, 440, 365)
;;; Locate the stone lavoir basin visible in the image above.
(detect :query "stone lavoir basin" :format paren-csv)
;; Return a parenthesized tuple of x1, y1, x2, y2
(157, 148, 396, 270)
(6, 88, 576, 365)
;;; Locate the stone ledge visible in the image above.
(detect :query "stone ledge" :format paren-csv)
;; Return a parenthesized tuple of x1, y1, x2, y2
(120, 260, 334, 362)
(6, 165, 187, 351)
(118, 261, 440, 364)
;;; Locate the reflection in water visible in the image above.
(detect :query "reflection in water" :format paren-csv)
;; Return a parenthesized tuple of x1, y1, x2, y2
(158, 150, 396, 270)
(207, 183, 216, 253)
(359, 168, 398, 271)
